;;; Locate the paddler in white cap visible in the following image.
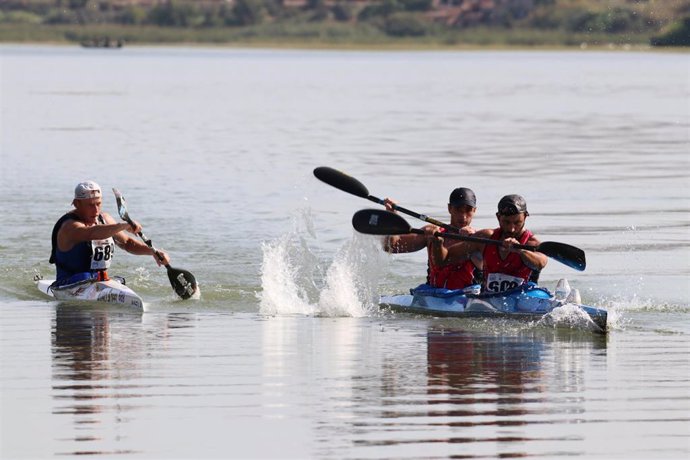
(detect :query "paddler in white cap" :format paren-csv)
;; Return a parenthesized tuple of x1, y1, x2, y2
(49, 180, 170, 287)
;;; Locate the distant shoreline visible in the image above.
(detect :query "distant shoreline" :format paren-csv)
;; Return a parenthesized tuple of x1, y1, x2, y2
(2, 41, 686, 54)
(1, 23, 687, 52)
(3, 41, 678, 54)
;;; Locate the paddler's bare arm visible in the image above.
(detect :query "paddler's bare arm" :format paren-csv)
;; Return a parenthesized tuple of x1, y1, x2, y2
(502, 235, 548, 270)
(384, 222, 443, 253)
(57, 215, 140, 252)
(428, 228, 488, 267)
(383, 233, 428, 253)
(382, 197, 428, 253)
(104, 213, 170, 265)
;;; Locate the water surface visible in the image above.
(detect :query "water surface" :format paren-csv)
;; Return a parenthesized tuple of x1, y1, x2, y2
(1, 45, 688, 458)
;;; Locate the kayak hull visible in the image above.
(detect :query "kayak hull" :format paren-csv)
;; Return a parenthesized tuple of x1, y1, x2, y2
(37, 278, 144, 310)
(380, 284, 607, 333)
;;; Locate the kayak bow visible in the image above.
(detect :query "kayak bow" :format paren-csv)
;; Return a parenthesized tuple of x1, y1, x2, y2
(36, 277, 144, 310)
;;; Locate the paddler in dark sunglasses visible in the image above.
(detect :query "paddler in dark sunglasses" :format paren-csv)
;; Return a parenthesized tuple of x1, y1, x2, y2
(428, 194, 547, 294)
(383, 187, 482, 291)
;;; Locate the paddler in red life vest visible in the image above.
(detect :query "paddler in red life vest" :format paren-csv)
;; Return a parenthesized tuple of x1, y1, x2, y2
(49, 180, 170, 287)
(383, 187, 482, 291)
(429, 194, 547, 294)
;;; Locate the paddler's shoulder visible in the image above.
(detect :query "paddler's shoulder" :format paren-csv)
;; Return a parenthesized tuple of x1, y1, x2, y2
(474, 228, 494, 238)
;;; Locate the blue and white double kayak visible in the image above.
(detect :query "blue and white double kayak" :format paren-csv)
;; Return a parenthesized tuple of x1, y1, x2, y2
(380, 281, 607, 333)
(36, 277, 144, 310)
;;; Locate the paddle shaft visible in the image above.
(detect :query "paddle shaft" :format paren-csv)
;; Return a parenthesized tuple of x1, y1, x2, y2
(117, 212, 170, 267)
(366, 195, 462, 233)
(352, 208, 584, 271)
(408, 228, 540, 252)
(313, 167, 461, 233)
(137, 231, 169, 267)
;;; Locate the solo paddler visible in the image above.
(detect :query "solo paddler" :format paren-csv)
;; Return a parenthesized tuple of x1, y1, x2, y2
(428, 194, 547, 294)
(49, 181, 170, 287)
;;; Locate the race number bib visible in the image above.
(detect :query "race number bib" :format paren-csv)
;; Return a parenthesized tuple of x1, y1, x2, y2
(485, 273, 523, 293)
(90, 238, 114, 270)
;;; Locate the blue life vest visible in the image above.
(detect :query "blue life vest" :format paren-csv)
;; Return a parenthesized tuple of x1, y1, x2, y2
(50, 213, 113, 284)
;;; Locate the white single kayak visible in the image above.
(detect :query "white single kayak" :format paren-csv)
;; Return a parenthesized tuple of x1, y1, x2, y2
(37, 278, 144, 310)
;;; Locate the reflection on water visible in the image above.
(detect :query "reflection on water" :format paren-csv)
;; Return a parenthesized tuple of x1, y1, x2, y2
(51, 307, 201, 456)
(427, 329, 546, 401)
(425, 328, 606, 424)
(349, 324, 609, 458)
(4, 304, 680, 459)
(51, 306, 144, 456)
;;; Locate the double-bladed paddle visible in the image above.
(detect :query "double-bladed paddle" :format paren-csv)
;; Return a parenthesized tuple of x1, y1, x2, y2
(314, 166, 585, 271)
(112, 188, 199, 299)
(352, 209, 586, 271)
(313, 166, 462, 232)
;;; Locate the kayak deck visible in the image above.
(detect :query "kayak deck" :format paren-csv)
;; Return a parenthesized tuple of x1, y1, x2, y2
(379, 283, 608, 333)
(37, 278, 144, 310)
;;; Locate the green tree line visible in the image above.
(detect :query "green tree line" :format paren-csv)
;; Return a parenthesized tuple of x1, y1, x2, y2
(0, 0, 688, 46)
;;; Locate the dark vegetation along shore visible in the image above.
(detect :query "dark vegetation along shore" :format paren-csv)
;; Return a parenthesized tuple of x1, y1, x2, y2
(1, 0, 689, 49)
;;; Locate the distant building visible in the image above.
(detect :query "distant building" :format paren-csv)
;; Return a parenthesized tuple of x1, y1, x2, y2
(109, 0, 233, 6)
(280, 0, 375, 8)
(427, 0, 535, 27)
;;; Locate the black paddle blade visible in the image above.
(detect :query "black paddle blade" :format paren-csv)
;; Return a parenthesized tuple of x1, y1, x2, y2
(112, 188, 131, 222)
(166, 266, 198, 299)
(537, 241, 586, 271)
(352, 209, 412, 235)
(313, 166, 370, 198)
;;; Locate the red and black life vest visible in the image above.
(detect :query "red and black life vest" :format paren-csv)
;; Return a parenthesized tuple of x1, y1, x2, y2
(426, 228, 477, 289)
(482, 228, 533, 293)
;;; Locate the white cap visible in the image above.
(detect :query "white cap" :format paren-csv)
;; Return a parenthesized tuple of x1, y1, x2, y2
(74, 181, 102, 200)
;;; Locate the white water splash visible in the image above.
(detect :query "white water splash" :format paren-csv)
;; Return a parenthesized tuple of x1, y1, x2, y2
(133, 266, 152, 286)
(597, 293, 689, 313)
(539, 303, 603, 332)
(317, 233, 386, 317)
(258, 233, 318, 316)
(258, 209, 387, 317)
(585, 291, 690, 331)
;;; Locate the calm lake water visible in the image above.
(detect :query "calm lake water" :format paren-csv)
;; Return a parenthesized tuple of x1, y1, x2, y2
(1, 45, 689, 459)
